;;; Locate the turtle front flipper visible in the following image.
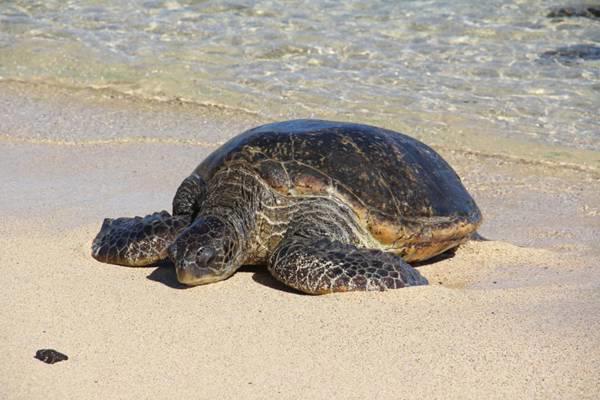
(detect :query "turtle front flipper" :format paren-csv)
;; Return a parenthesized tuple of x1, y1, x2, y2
(172, 174, 206, 218)
(92, 211, 190, 266)
(268, 238, 428, 295)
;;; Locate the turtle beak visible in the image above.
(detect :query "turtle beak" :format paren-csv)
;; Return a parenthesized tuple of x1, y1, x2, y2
(176, 269, 225, 286)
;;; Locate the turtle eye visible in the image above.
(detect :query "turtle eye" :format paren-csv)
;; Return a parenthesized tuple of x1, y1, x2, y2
(196, 247, 216, 267)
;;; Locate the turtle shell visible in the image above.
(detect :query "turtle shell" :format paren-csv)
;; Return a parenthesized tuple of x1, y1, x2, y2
(195, 119, 481, 255)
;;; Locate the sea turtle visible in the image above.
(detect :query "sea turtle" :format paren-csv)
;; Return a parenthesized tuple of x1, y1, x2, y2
(92, 119, 481, 294)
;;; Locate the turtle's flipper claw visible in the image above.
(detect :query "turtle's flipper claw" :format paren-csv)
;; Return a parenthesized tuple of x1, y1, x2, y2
(91, 211, 189, 266)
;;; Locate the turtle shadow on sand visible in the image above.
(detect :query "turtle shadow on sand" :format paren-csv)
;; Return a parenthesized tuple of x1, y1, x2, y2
(243, 265, 307, 295)
(146, 261, 306, 294)
(412, 233, 488, 267)
(146, 260, 189, 289)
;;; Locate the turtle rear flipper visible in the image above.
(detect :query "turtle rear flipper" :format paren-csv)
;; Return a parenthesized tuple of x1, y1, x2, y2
(92, 211, 190, 266)
(269, 238, 428, 295)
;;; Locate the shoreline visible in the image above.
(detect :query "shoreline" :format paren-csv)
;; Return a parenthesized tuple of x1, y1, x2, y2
(1, 82, 599, 399)
(2, 79, 600, 174)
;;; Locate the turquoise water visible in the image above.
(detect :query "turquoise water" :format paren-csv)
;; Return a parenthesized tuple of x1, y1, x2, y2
(1, 0, 599, 152)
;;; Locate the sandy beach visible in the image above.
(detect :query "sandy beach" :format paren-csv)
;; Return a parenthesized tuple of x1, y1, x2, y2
(1, 81, 599, 399)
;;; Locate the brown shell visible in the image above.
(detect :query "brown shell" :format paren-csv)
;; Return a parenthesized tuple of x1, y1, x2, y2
(195, 119, 481, 253)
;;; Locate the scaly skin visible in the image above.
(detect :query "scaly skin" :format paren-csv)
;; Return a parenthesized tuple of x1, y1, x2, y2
(91, 211, 190, 266)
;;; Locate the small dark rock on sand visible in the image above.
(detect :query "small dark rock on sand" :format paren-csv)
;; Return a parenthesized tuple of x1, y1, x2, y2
(35, 349, 68, 364)
(547, 5, 600, 19)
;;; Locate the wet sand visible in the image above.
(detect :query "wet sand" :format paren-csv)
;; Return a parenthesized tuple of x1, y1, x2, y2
(1, 81, 599, 399)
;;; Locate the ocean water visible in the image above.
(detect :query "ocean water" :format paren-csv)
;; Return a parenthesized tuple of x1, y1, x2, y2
(1, 0, 599, 157)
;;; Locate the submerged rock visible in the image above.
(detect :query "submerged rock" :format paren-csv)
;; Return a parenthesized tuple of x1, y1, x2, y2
(540, 44, 600, 62)
(547, 5, 600, 19)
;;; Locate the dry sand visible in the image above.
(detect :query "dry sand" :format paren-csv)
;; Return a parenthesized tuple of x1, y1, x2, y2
(1, 81, 599, 399)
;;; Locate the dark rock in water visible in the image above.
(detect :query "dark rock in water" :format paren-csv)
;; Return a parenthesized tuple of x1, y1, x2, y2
(547, 5, 600, 19)
(34, 349, 68, 364)
(540, 45, 600, 62)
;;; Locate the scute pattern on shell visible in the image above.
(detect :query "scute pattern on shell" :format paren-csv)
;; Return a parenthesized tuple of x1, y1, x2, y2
(194, 119, 481, 248)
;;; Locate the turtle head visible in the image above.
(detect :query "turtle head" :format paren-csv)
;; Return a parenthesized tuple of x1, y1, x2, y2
(168, 216, 241, 286)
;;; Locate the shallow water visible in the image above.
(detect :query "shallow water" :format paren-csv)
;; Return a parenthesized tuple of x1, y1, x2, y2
(1, 0, 599, 155)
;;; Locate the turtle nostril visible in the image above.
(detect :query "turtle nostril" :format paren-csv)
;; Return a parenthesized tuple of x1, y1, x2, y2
(196, 247, 216, 267)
